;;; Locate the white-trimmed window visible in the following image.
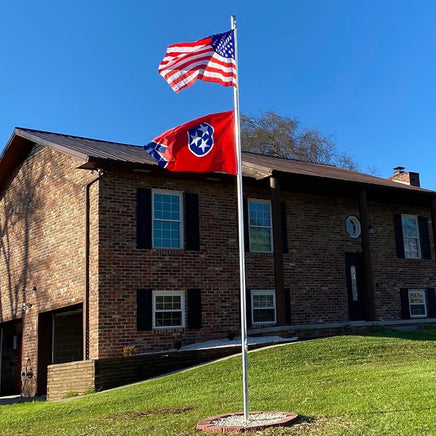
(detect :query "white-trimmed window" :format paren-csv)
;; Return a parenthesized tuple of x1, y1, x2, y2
(152, 190, 183, 249)
(402, 215, 421, 259)
(408, 289, 427, 318)
(248, 200, 273, 252)
(251, 290, 276, 324)
(153, 291, 185, 328)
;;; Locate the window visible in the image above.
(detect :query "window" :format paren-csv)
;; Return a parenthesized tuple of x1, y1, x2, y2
(408, 289, 427, 318)
(251, 290, 276, 324)
(394, 214, 431, 260)
(402, 215, 421, 259)
(346, 216, 361, 238)
(152, 190, 183, 249)
(248, 200, 272, 252)
(153, 291, 185, 328)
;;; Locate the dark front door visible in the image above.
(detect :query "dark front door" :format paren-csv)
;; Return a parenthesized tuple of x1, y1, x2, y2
(345, 254, 366, 321)
(0, 320, 22, 395)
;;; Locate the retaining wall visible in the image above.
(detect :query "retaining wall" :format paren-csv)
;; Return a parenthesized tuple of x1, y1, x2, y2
(46, 343, 271, 401)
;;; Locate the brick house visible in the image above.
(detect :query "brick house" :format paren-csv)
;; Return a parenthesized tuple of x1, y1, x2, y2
(1, 127, 436, 396)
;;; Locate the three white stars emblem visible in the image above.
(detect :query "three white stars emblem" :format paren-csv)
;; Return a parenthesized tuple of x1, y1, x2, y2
(188, 122, 215, 157)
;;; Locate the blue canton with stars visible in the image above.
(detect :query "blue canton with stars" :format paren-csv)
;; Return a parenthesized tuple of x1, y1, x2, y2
(188, 122, 215, 157)
(210, 30, 235, 59)
(144, 142, 168, 168)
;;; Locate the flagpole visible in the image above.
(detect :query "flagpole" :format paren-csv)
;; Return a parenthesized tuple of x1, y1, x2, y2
(231, 15, 249, 423)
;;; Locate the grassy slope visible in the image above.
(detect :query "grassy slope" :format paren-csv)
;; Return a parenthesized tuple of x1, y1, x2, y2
(1, 328, 436, 435)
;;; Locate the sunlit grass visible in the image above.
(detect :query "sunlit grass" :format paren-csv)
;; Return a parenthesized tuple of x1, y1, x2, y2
(1, 327, 436, 435)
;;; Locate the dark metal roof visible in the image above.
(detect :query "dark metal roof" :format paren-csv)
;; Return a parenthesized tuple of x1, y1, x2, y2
(241, 152, 432, 193)
(0, 127, 434, 197)
(13, 127, 156, 166)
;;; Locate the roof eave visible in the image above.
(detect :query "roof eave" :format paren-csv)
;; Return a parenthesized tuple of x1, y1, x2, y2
(14, 128, 90, 161)
(270, 168, 435, 200)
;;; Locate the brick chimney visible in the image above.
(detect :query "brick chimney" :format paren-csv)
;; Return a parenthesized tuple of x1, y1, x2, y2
(388, 166, 420, 187)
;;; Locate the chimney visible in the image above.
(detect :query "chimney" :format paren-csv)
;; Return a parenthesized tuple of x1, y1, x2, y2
(388, 166, 420, 187)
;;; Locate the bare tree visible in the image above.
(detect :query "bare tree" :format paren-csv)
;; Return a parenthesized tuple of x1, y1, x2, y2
(241, 110, 359, 171)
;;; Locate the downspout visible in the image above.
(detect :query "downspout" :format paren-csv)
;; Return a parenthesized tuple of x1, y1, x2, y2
(270, 176, 286, 325)
(84, 170, 103, 360)
(51, 314, 55, 364)
(431, 198, 436, 262)
(359, 188, 376, 320)
(0, 327, 3, 394)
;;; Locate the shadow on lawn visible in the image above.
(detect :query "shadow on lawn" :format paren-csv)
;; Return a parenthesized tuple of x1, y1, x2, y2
(295, 415, 317, 424)
(363, 325, 436, 342)
(0, 395, 46, 406)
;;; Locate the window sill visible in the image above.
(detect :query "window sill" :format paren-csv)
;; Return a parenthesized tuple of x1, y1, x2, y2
(152, 327, 186, 335)
(251, 323, 277, 328)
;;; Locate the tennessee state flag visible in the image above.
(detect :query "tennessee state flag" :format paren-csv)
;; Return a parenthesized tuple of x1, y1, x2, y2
(144, 110, 237, 175)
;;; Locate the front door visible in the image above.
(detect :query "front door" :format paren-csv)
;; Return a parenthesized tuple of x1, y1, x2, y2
(345, 254, 366, 321)
(0, 320, 22, 395)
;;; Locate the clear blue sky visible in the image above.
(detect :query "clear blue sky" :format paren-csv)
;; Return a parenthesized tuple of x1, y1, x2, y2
(1, 1, 436, 189)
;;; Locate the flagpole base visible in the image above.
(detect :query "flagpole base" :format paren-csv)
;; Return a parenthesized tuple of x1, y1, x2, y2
(197, 411, 299, 433)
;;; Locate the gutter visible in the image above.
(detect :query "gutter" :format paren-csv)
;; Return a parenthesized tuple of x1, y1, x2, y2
(84, 169, 104, 360)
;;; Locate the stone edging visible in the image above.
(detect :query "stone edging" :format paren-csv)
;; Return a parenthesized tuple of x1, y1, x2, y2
(197, 411, 299, 433)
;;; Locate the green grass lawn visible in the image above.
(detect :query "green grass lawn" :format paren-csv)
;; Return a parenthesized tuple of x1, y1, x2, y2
(1, 327, 436, 435)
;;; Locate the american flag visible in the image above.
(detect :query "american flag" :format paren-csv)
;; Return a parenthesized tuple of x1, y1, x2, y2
(158, 30, 237, 93)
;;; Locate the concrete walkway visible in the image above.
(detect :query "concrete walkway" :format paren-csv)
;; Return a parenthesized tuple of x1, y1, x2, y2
(0, 395, 46, 406)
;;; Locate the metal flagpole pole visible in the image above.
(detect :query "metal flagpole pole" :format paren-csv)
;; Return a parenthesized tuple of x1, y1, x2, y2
(231, 14, 249, 422)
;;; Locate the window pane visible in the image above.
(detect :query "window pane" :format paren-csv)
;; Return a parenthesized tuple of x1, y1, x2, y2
(249, 202, 271, 227)
(409, 292, 424, 304)
(155, 311, 182, 327)
(154, 193, 180, 221)
(410, 305, 426, 316)
(253, 294, 274, 309)
(155, 295, 182, 310)
(250, 227, 271, 252)
(402, 216, 418, 237)
(253, 308, 275, 323)
(153, 221, 180, 248)
(404, 237, 419, 258)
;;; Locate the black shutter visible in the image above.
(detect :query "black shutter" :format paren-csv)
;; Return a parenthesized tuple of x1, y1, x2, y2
(281, 202, 289, 254)
(400, 288, 410, 319)
(137, 188, 152, 249)
(243, 199, 249, 252)
(137, 289, 152, 331)
(393, 214, 405, 258)
(185, 193, 200, 251)
(426, 288, 436, 318)
(284, 288, 291, 324)
(187, 289, 202, 329)
(419, 216, 431, 259)
(246, 288, 252, 327)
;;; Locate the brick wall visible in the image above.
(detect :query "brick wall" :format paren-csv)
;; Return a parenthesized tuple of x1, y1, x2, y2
(282, 191, 363, 324)
(47, 360, 95, 401)
(93, 168, 436, 357)
(368, 200, 436, 319)
(0, 145, 97, 390)
(95, 172, 241, 357)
